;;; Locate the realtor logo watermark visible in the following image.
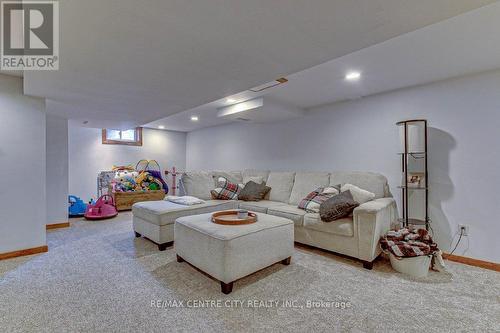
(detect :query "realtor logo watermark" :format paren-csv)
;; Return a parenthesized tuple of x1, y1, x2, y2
(1, 1, 59, 70)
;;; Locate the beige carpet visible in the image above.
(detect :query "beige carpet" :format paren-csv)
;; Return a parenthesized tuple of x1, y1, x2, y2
(0, 212, 499, 332)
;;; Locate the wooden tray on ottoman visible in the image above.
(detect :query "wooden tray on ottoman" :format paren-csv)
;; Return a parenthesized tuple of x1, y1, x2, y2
(211, 211, 257, 225)
(112, 190, 165, 211)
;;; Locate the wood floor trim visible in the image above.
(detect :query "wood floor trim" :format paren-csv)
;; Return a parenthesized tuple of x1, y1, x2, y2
(443, 253, 499, 272)
(46, 222, 70, 230)
(0, 245, 48, 261)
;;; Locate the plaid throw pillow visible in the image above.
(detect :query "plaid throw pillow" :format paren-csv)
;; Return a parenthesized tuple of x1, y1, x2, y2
(211, 177, 242, 200)
(298, 186, 339, 213)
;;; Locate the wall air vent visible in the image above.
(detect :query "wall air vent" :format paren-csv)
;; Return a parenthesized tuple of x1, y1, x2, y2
(249, 77, 288, 92)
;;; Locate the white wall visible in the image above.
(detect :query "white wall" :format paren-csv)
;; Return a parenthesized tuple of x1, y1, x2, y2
(46, 114, 69, 225)
(0, 75, 46, 253)
(68, 124, 186, 201)
(187, 70, 500, 263)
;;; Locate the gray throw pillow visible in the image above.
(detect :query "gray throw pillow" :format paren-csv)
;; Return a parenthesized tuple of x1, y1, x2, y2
(319, 190, 359, 222)
(238, 181, 271, 201)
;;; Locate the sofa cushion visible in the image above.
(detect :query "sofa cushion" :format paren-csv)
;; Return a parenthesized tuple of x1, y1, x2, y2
(212, 171, 243, 186)
(267, 204, 307, 226)
(181, 171, 214, 200)
(242, 170, 270, 185)
(238, 200, 283, 213)
(132, 200, 238, 226)
(289, 172, 330, 205)
(266, 172, 296, 203)
(330, 172, 388, 199)
(303, 213, 354, 237)
(244, 176, 264, 185)
(238, 181, 271, 201)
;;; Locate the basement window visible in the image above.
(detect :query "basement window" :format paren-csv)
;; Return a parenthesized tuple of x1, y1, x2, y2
(102, 127, 142, 146)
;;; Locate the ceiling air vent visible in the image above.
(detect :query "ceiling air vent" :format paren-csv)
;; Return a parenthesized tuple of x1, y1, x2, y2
(235, 117, 251, 122)
(249, 77, 288, 92)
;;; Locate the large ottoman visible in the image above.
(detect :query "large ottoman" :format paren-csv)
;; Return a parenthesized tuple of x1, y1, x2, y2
(175, 212, 294, 294)
(132, 200, 238, 250)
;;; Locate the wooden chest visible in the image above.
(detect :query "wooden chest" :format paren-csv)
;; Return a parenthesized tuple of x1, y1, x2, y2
(112, 190, 165, 211)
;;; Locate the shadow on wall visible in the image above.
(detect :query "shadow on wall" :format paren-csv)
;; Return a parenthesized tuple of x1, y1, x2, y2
(428, 127, 456, 252)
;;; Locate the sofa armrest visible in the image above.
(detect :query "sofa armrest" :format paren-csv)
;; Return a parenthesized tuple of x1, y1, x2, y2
(353, 198, 398, 262)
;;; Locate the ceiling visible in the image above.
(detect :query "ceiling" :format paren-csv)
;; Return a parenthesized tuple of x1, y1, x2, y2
(20, 0, 497, 129)
(147, 1, 500, 132)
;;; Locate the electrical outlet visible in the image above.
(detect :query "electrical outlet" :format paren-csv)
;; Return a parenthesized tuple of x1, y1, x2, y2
(458, 224, 469, 236)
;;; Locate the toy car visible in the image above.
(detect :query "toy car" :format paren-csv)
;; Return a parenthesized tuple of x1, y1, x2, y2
(84, 194, 118, 220)
(68, 195, 88, 217)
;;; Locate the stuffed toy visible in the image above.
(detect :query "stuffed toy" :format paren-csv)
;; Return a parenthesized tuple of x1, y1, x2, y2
(112, 164, 135, 172)
(114, 170, 138, 180)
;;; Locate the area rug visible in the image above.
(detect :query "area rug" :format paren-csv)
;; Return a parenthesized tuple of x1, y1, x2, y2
(1, 212, 499, 332)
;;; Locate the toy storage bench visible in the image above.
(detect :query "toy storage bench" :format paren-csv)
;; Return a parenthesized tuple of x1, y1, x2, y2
(112, 190, 165, 211)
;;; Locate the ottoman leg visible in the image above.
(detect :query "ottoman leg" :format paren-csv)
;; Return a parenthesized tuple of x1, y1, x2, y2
(281, 257, 291, 265)
(176, 254, 184, 263)
(362, 260, 373, 270)
(158, 241, 173, 251)
(134, 232, 141, 238)
(221, 281, 233, 295)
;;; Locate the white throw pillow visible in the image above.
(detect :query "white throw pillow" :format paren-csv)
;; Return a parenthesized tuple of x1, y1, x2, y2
(341, 184, 375, 204)
(322, 186, 340, 195)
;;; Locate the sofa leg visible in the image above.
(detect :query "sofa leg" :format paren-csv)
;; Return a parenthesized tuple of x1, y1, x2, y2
(134, 232, 141, 238)
(362, 261, 374, 270)
(176, 254, 184, 263)
(158, 241, 172, 251)
(221, 281, 233, 294)
(281, 257, 291, 265)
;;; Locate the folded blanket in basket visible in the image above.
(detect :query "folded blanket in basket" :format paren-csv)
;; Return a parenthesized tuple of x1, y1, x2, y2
(380, 227, 438, 258)
(165, 196, 205, 206)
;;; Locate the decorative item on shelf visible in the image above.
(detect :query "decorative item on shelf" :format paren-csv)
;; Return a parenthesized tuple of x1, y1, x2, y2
(396, 119, 429, 230)
(407, 172, 425, 188)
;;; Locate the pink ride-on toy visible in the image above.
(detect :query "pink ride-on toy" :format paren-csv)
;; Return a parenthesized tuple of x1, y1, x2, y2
(84, 194, 118, 220)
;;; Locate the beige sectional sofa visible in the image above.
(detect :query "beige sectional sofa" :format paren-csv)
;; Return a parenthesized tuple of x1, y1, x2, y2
(132, 170, 397, 268)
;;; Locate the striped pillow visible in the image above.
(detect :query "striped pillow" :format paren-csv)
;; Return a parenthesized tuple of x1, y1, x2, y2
(298, 186, 340, 213)
(211, 177, 243, 200)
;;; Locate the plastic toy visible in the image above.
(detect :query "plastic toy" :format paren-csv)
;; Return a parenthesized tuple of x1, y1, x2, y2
(136, 160, 169, 193)
(84, 194, 118, 220)
(68, 195, 87, 217)
(108, 160, 169, 193)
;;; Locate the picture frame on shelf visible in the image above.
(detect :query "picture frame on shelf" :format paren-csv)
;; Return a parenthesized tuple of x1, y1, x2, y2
(408, 172, 425, 188)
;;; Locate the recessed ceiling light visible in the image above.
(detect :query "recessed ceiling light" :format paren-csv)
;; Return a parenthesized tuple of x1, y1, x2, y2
(226, 98, 236, 103)
(158, 125, 165, 129)
(345, 71, 361, 81)
(190, 116, 199, 121)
